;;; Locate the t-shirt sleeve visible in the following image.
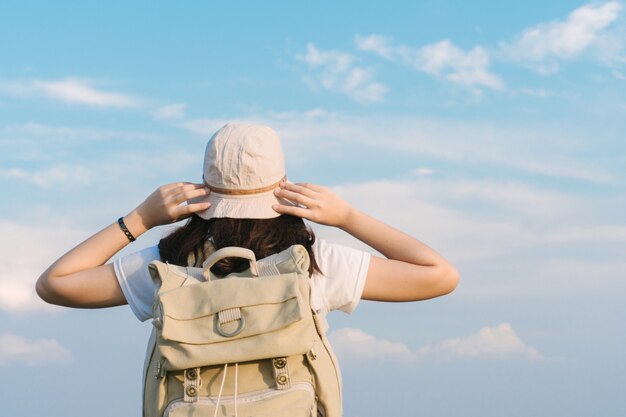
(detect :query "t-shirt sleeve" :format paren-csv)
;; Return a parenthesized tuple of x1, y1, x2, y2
(113, 245, 161, 322)
(310, 239, 371, 315)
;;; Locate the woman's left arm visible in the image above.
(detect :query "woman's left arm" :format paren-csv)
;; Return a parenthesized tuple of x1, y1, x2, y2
(36, 183, 210, 308)
(272, 181, 459, 302)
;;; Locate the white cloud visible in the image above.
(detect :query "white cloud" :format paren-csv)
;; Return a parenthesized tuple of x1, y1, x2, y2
(268, 108, 334, 121)
(265, 113, 613, 183)
(421, 40, 504, 91)
(411, 167, 435, 176)
(354, 34, 396, 59)
(297, 43, 387, 103)
(309, 173, 625, 267)
(543, 225, 626, 244)
(330, 328, 415, 361)
(0, 332, 73, 366)
(154, 103, 187, 120)
(424, 178, 578, 215)
(356, 3, 624, 83)
(539, 259, 626, 286)
(501, 1, 623, 73)
(330, 324, 549, 362)
(0, 165, 92, 188)
(2, 122, 163, 143)
(323, 180, 537, 262)
(613, 69, 626, 80)
(0, 221, 85, 313)
(0, 78, 142, 108)
(356, 35, 504, 92)
(179, 118, 229, 136)
(516, 87, 556, 97)
(417, 323, 548, 361)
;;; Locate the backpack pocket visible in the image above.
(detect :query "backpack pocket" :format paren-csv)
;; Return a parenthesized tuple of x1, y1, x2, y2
(164, 382, 316, 417)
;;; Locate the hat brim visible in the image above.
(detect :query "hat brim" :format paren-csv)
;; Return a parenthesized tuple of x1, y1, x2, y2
(191, 189, 295, 219)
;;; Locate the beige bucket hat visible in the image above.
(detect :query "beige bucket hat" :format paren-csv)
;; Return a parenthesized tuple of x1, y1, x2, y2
(195, 123, 290, 219)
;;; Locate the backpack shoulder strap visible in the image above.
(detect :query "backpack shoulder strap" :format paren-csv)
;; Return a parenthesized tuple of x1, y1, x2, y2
(257, 244, 310, 276)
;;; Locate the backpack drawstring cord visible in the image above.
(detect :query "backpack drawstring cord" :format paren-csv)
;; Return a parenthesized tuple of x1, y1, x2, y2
(212, 364, 228, 417)
(234, 363, 239, 417)
(211, 363, 239, 417)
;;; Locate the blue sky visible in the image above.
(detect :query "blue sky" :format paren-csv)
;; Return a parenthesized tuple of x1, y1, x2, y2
(1, 1, 625, 416)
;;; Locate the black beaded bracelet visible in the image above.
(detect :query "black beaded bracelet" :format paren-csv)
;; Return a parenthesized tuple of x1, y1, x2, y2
(117, 217, 136, 242)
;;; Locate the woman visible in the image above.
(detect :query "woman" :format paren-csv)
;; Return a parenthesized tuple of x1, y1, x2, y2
(36, 122, 459, 324)
(37, 124, 459, 320)
(37, 124, 458, 415)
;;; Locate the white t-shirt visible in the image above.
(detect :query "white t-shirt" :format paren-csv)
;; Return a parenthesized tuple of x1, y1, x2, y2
(114, 239, 371, 322)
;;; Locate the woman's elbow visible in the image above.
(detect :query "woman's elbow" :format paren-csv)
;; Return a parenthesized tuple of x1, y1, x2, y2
(427, 263, 459, 298)
(35, 274, 58, 305)
(439, 264, 460, 295)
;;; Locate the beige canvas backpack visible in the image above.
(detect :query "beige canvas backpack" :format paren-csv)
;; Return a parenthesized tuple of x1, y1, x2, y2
(142, 244, 343, 417)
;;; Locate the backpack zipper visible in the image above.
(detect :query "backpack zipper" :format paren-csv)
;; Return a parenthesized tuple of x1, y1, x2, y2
(164, 382, 315, 416)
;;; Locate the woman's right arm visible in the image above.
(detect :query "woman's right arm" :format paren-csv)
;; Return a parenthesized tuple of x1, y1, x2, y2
(272, 182, 459, 302)
(36, 183, 210, 308)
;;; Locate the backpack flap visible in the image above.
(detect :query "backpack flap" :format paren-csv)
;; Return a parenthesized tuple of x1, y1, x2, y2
(157, 273, 306, 343)
(152, 270, 317, 372)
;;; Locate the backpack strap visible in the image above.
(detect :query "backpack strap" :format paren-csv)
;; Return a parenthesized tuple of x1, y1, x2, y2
(183, 368, 201, 402)
(271, 357, 291, 390)
(313, 312, 330, 335)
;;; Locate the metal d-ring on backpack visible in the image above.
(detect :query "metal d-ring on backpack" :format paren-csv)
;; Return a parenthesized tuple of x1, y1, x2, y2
(142, 244, 342, 417)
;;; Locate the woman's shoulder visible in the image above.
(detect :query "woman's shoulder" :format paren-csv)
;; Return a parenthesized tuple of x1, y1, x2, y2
(115, 244, 162, 270)
(311, 238, 370, 271)
(309, 238, 371, 314)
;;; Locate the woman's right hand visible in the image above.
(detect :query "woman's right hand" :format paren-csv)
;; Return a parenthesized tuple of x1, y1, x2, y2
(36, 182, 211, 308)
(130, 182, 210, 232)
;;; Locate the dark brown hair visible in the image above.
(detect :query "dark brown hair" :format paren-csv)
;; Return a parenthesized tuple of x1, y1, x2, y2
(158, 214, 320, 276)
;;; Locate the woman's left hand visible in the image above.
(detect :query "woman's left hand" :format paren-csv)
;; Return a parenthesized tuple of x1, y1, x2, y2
(272, 182, 355, 228)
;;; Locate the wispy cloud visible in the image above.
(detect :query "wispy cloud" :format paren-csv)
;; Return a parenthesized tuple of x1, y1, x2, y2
(312, 173, 625, 269)
(3, 122, 161, 141)
(151, 103, 231, 136)
(324, 179, 546, 262)
(153, 103, 187, 120)
(0, 77, 142, 108)
(356, 35, 504, 92)
(330, 323, 551, 362)
(178, 118, 228, 136)
(0, 221, 85, 313)
(0, 165, 92, 188)
(0, 332, 73, 366)
(263, 112, 614, 183)
(296, 43, 387, 102)
(500, 1, 624, 73)
(538, 258, 626, 290)
(411, 167, 435, 176)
